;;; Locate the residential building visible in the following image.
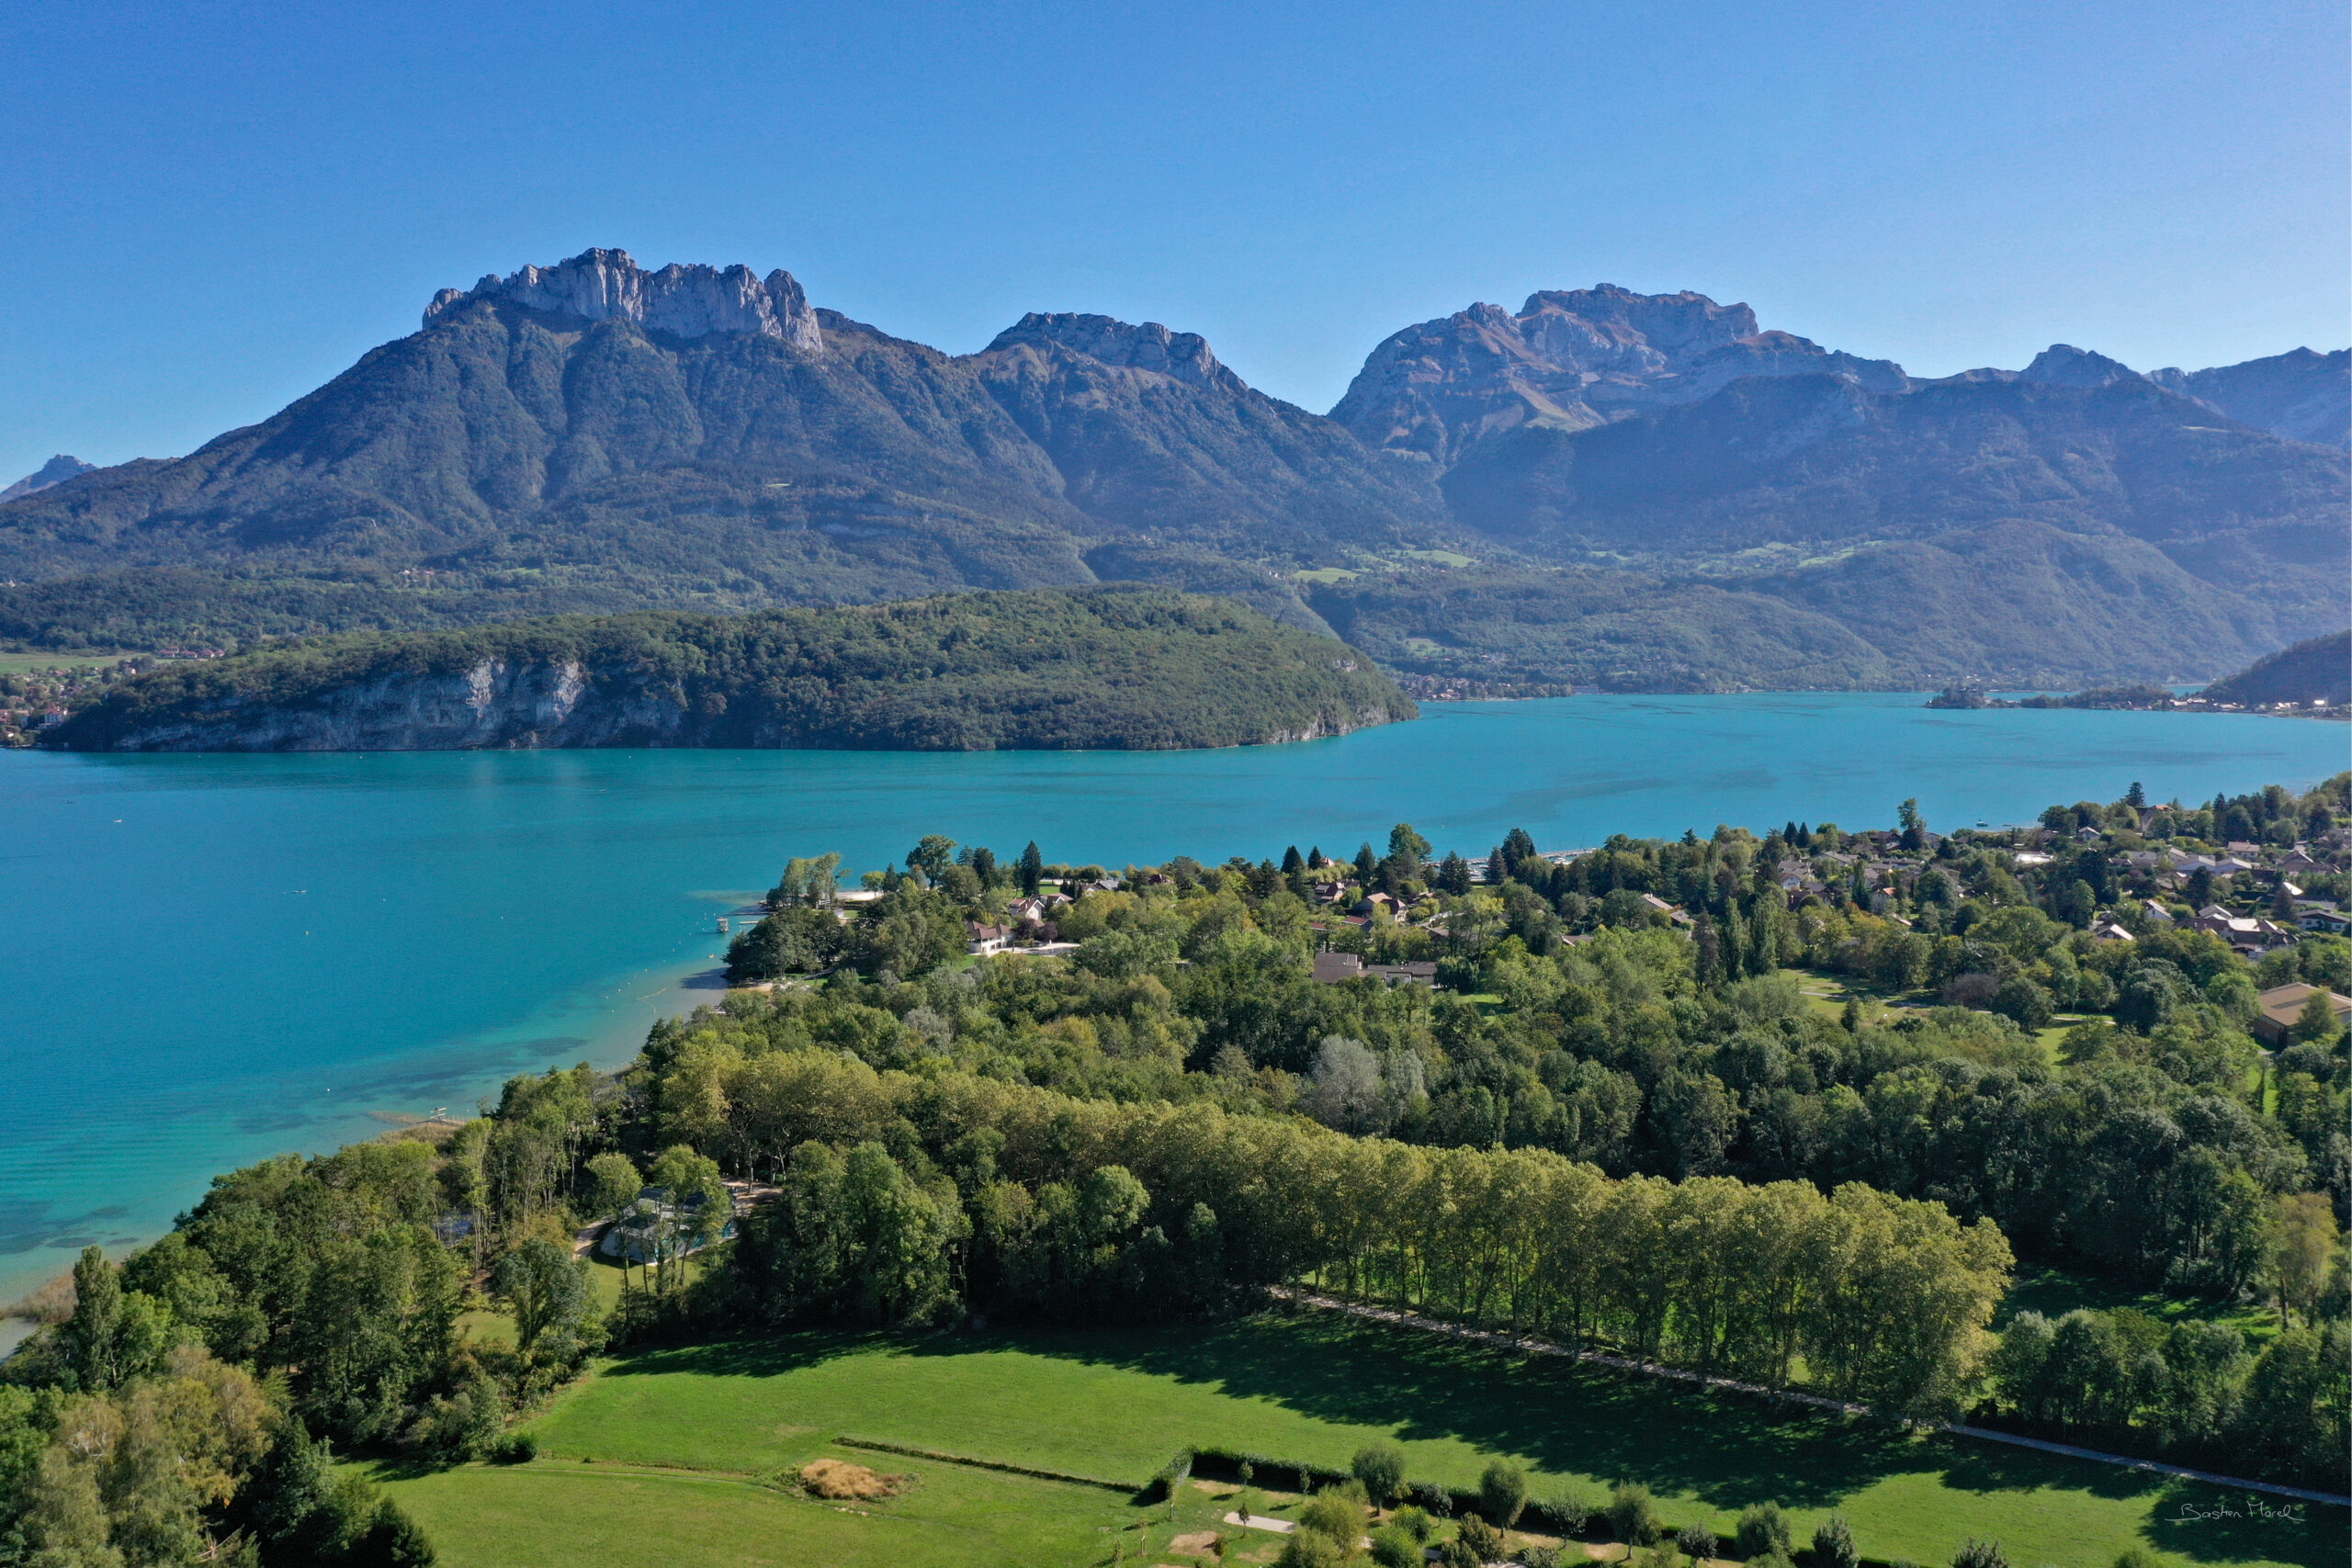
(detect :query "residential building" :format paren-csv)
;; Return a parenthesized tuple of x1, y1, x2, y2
(2252, 983, 2352, 1046)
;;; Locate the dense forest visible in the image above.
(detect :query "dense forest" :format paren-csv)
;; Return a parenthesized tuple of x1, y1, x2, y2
(43, 588, 1416, 752)
(4, 776, 2345, 1562)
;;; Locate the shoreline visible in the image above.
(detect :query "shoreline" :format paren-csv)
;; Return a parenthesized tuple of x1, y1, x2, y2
(0, 948, 733, 1315)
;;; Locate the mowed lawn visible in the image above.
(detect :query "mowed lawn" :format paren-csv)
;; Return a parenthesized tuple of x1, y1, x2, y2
(376, 1438, 1148, 1568)
(389, 1311, 2345, 1568)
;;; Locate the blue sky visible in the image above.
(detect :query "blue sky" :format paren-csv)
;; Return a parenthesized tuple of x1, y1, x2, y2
(2, 0, 2345, 480)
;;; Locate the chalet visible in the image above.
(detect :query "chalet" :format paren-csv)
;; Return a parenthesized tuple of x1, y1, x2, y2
(2140, 899, 2176, 923)
(2093, 922, 2135, 943)
(2252, 983, 2352, 1046)
(967, 922, 1013, 956)
(2298, 906, 2350, 934)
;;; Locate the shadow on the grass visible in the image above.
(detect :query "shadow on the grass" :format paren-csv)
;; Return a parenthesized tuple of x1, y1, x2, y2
(603, 1326, 896, 1380)
(947, 1311, 1924, 1511)
(592, 1311, 2347, 1567)
(941, 1312, 2347, 1567)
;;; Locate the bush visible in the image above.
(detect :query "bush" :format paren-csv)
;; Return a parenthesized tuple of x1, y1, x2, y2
(1391, 1505, 1434, 1542)
(1539, 1488, 1591, 1536)
(1151, 1449, 1194, 1500)
(1675, 1521, 1715, 1557)
(1734, 1500, 1791, 1555)
(1608, 1483, 1660, 1546)
(1436, 1541, 1482, 1568)
(1353, 1440, 1408, 1505)
(1277, 1531, 1349, 1568)
(1518, 1550, 1563, 1568)
(1413, 1481, 1453, 1517)
(1952, 1541, 2011, 1568)
(2111, 1553, 2161, 1568)
(1457, 1514, 1503, 1559)
(492, 1432, 537, 1464)
(1369, 1524, 1422, 1568)
(1811, 1513, 1858, 1568)
(355, 1496, 438, 1567)
(1298, 1485, 1365, 1544)
(1477, 1459, 1528, 1529)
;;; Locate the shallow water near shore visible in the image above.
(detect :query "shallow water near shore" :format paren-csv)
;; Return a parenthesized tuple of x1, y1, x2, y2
(0, 693, 2342, 1304)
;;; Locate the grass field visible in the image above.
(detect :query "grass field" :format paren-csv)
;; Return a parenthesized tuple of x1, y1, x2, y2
(375, 1438, 1158, 1568)
(0, 650, 143, 673)
(382, 1310, 2344, 1568)
(1783, 966, 2096, 1066)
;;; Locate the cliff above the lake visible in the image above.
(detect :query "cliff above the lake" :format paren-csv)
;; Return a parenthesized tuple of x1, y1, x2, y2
(47, 588, 1417, 752)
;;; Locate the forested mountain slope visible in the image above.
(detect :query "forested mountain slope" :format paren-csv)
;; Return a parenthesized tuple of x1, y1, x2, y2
(46, 586, 1414, 752)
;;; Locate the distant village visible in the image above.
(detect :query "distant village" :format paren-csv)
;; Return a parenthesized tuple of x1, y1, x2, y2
(743, 796, 2351, 1043)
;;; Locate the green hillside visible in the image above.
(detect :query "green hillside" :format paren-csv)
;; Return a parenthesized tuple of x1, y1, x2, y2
(2200, 629, 2352, 706)
(48, 587, 1416, 752)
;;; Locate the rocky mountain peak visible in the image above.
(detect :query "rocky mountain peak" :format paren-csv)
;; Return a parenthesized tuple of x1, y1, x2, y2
(424, 247, 822, 351)
(1329, 284, 1906, 466)
(983, 312, 1229, 389)
(0, 455, 96, 504)
(1519, 284, 1762, 358)
(2020, 344, 2143, 389)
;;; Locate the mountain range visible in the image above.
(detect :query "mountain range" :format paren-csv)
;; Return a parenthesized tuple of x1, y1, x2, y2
(3, 248, 2343, 689)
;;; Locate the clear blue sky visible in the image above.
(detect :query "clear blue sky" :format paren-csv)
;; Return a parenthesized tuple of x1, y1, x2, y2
(2, 0, 2345, 481)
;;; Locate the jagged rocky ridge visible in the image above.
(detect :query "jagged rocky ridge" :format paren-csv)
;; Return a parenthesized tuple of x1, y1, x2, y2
(47, 587, 1417, 752)
(424, 247, 824, 350)
(2, 251, 2345, 689)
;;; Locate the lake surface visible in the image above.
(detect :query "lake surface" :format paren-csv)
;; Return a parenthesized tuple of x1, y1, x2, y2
(1, 694, 2343, 1306)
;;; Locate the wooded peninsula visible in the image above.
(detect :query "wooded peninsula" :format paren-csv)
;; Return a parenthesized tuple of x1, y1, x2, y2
(40, 588, 1417, 752)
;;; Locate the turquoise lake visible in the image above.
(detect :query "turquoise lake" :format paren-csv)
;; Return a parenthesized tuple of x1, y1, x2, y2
(2, 693, 2345, 1307)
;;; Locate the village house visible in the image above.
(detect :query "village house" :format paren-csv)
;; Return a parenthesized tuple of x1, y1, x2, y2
(1312, 952, 1440, 987)
(2192, 905, 2293, 953)
(1636, 893, 1694, 925)
(967, 921, 1013, 956)
(2251, 982, 2352, 1046)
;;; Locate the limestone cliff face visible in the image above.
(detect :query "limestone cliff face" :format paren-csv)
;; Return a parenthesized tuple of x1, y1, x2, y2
(1329, 283, 1909, 466)
(68, 648, 1415, 754)
(89, 658, 703, 751)
(424, 247, 823, 351)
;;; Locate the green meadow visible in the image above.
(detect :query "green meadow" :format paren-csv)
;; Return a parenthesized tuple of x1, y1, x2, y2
(380, 1310, 2344, 1568)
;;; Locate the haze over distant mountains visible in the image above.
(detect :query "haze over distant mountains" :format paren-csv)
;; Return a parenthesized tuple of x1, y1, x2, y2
(2, 248, 2343, 690)
(0, 455, 96, 504)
